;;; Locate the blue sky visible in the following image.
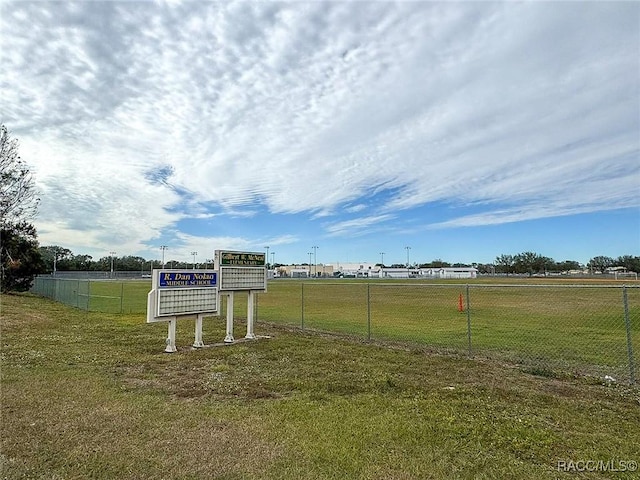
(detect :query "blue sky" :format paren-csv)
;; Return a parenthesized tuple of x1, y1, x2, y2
(2, 1, 638, 266)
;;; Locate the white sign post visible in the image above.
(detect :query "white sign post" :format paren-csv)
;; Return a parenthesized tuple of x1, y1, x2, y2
(246, 291, 256, 339)
(224, 291, 235, 343)
(146, 269, 218, 352)
(194, 313, 206, 348)
(215, 250, 267, 342)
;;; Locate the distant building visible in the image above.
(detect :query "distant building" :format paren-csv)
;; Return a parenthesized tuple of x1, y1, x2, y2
(379, 267, 418, 279)
(276, 263, 478, 279)
(419, 267, 478, 279)
(279, 264, 334, 278)
(332, 262, 380, 277)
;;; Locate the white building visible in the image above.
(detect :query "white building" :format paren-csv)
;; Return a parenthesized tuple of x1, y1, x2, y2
(379, 267, 419, 278)
(419, 267, 478, 279)
(332, 262, 381, 277)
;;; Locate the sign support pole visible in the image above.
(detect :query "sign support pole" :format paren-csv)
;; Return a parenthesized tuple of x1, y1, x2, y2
(224, 292, 235, 343)
(193, 314, 204, 348)
(165, 318, 177, 353)
(246, 291, 256, 339)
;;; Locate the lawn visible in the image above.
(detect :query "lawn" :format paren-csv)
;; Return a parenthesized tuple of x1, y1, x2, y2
(31, 277, 640, 382)
(2, 293, 639, 479)
(259, 280, 639, 381)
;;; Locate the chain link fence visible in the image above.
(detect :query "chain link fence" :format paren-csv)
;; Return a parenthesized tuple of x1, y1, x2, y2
(30, 277, 638, 384)
(257, 282, 639, 385)
(30, 277, 146, 314)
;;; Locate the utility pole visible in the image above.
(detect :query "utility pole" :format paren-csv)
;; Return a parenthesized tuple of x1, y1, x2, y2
(160, 245, 168, 268)
(405, 246, 411, 278)
(110, 251, 116, 278)
(312, 245, 318, 277)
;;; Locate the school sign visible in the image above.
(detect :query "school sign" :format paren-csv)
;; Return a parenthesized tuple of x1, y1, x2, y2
(146, 250, 267, 352)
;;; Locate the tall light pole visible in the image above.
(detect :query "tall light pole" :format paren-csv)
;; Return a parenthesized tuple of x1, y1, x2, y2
(264, 246, 270, 269)
(160, 245, 167, 268)
(110, 251, 116, 277)
(191, 251, 198, 269)
(312, 245, 318, 278)
(271, 252, 275, 273)
(379, 252, 385, 266)
(405, 246, 411, 277)
(308, 252, 313, 277)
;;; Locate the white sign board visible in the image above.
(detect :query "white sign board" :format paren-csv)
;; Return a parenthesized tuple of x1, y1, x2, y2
(215, 250, 267, 292)
(146, 269, 219, 352)
(147, 269, 218, 322)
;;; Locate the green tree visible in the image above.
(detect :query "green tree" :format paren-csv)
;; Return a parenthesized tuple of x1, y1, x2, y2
(71, 254, 93, 271)
(588, 256, 614, 273)
(119, 255, 146, 272)
(554, 260, 581, 273)
(513, 251, 549, 276)
(426, 259, 451, 268)
(495, 254, 514, 275)
(39, 246, 73, 273)
(0, 126, 42, 292)
(1, 222, 44, 291)
(615, 255, 640, 273)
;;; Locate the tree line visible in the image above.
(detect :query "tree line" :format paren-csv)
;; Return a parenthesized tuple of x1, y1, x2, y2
(37, 245, 640, 278)
(37, 246, 210, 273)
(493, 253, 640, 276)
(387, 253, 639, 276)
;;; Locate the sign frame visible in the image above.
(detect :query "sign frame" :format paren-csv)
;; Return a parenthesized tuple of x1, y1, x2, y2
(146, 269, 219, 352)
(215, 250, 267, 292)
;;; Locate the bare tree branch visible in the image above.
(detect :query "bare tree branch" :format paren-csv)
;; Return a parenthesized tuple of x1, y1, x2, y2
(0, 125, 40, 226)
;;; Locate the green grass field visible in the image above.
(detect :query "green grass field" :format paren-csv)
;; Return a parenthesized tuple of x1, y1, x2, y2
(2, 293, 640, 479)
(31, 277, 640, 383)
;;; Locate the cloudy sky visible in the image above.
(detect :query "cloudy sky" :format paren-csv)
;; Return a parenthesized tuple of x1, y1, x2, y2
(2, 0, 639, 266)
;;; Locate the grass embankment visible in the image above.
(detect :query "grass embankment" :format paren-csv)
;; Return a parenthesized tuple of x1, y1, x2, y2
(2, 293, 639, 479)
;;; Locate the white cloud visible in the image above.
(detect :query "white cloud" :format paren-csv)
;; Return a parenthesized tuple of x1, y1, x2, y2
(2, 1, 637, 259)
(326, 214, 395, 237)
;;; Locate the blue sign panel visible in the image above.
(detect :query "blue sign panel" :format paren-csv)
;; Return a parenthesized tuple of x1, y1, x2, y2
(159, 271, 217, 288)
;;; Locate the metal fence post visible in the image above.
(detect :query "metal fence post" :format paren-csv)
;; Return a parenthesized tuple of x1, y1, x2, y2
(367, 283, 371, 341)
(623, 286, 636, 384)
(466, 284, 472, 356)
(301, 283, 305, 330)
